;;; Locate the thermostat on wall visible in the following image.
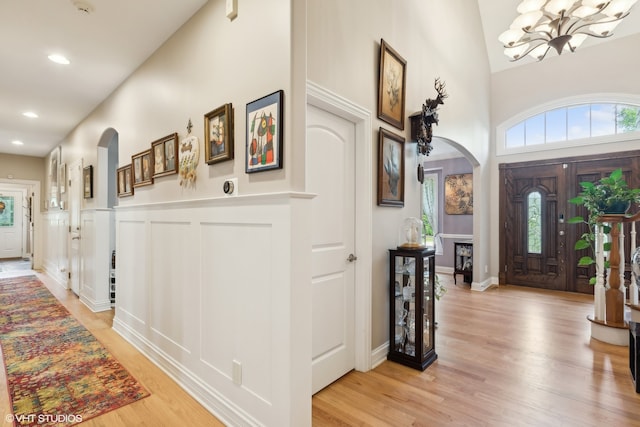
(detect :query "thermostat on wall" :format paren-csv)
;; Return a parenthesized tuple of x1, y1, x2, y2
(223, 178, 237, 196)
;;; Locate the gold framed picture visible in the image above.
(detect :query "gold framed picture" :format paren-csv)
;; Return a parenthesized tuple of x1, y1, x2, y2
(132, 149, 153, 187)
(204, 103, 234, 165)
(377, 39, 406, 130)
(151, 133, 178, 178)
(377, 127, 405, 207)
(117, 164, 134, 197)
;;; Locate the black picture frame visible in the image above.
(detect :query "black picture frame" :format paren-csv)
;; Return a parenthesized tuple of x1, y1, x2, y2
(83, 165, 93, 199)
(246, 90, 284, 173)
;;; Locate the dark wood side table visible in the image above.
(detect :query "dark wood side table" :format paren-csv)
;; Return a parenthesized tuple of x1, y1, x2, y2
(630, 321, 640, 393)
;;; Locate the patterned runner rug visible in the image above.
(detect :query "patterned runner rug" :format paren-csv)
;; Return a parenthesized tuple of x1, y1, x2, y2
(0, 275, 149, 426)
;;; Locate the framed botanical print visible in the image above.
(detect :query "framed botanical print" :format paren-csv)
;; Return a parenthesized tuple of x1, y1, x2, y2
(83, 165, 93, 199)
(445, 173, 473, 214)
(246, 90, 283, 173)
(132, 149, 153, 187)
(377, 39, 407, 130)
(377, 127, 405, 207)
(152, 133, 179, 178)
(117, 164, 134, 197)
(205, 103, 233, 165)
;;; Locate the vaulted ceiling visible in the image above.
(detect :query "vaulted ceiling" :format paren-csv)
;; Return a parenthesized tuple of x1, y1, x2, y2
(1, 0, 638, 159)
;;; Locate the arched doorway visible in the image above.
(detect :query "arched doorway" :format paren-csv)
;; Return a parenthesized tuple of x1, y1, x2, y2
(421, 136, 481, 289)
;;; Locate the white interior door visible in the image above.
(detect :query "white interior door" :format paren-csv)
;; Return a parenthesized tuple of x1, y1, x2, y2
(0, 190, 24, 259)
(69, 160, 83, 295)
(307, 104, 356, 394)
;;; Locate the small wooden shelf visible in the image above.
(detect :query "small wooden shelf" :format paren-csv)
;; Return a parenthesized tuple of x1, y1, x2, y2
(453, 241, 472, 284)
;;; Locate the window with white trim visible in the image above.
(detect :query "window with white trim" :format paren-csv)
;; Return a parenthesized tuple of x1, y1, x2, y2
(498, 99, 640, 156)
(506, 103, 640, 149)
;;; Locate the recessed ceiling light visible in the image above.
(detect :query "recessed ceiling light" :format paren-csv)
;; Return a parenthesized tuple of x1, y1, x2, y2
(23, 112, 38, 118)
(48, 54, 70, 65)
(11, 140, 24, 146)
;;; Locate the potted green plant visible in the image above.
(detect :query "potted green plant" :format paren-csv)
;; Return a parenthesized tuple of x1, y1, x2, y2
(568, 168, 640, 284)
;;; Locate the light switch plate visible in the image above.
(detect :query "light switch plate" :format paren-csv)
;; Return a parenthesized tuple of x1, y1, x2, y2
(226, 0, 237, 20)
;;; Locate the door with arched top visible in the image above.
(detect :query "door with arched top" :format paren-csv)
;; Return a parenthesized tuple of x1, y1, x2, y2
(502, 163, 568, 291)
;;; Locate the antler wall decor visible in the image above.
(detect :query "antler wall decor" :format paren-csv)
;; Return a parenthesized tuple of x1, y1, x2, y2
(416, 77, 448, 156)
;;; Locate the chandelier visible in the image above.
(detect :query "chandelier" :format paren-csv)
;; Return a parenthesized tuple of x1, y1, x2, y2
(500, 0, 637, 61)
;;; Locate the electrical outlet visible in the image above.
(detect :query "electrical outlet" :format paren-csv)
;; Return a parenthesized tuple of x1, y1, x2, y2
(232, 360, 242, 385)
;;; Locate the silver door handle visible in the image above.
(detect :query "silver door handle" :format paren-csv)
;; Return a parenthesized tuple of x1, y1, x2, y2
(347, 253, 358, 262)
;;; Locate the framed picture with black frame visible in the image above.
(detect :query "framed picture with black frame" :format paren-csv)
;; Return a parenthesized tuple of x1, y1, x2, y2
(246, 90, 283, 173)
(83, 165, 93, 199)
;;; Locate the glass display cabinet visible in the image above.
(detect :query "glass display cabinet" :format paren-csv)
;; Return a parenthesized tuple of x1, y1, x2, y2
(388, 247, 437, 371)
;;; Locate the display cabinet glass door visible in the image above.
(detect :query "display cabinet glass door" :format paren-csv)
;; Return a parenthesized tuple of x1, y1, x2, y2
(388, 248, 437, 371)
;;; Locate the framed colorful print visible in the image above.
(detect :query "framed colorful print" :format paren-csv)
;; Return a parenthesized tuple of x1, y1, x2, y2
(83, 165, 93, 199)
(117, 164, 134, 197)
(205, 103, 234, 165)
(377, 39, 406, 130)
(377, 127, 405, 207)
(152, 132, 178, 178)
(132, 149, 153, 187)
(445, 173, 473, 215)
(246, 90, 283, 173)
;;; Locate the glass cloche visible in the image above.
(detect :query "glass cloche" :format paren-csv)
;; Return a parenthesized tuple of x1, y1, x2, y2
(398, 217, 425, 249)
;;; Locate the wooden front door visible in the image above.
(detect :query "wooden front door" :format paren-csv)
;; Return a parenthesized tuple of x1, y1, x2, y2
(500, 151, 640, 294)
(502, 163, 568, 291)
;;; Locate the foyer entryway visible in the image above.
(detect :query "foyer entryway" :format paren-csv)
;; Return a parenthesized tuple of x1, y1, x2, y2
(500, 150, 640, 293)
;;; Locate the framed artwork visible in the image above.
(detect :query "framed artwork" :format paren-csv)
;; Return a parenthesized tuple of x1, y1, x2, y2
(49, 146, 60, 208)
(246, 90, 283, 173)
(0, 196, 14, 227)
(445, 173, 473, 215)
(59, 163, 67, 194)
(377, 39, 407, 130)
(83, 165, 93, 199)
(117, 164, 134, 197)
(205, 103, 234, 165)
(152, 133, 178, 178)
(377, 127, 405, 207)
(132, 149, 153, 187)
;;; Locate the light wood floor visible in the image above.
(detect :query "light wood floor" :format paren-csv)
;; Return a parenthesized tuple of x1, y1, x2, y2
(0, 271, 225, 427)
(313, 276, 640, 426)
(3, 269, 640, 426)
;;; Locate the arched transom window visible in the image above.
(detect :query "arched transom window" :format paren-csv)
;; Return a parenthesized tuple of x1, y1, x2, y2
(498, 101, 640, 155)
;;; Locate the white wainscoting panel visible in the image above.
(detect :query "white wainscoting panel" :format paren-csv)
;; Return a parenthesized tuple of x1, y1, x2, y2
(42, 210, 69, 287)
(113, 193, 313, 427)
(116, 219, 148, 330)
(200, 221, 273, 404)
(149, 219, 197, 359)
(80, 214, 96, 301)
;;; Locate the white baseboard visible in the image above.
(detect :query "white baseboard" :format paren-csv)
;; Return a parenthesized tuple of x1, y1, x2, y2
(112, 317, 260, 427)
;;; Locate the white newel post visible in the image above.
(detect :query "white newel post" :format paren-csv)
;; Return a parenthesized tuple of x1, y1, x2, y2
(594, 224, 606, 321)
(631, 221, 639, 305)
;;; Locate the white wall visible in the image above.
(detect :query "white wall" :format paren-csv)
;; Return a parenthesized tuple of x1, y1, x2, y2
(489, 33, 640, 277)
(307, 0, 492, 349)
(42, 0, 312, 425)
